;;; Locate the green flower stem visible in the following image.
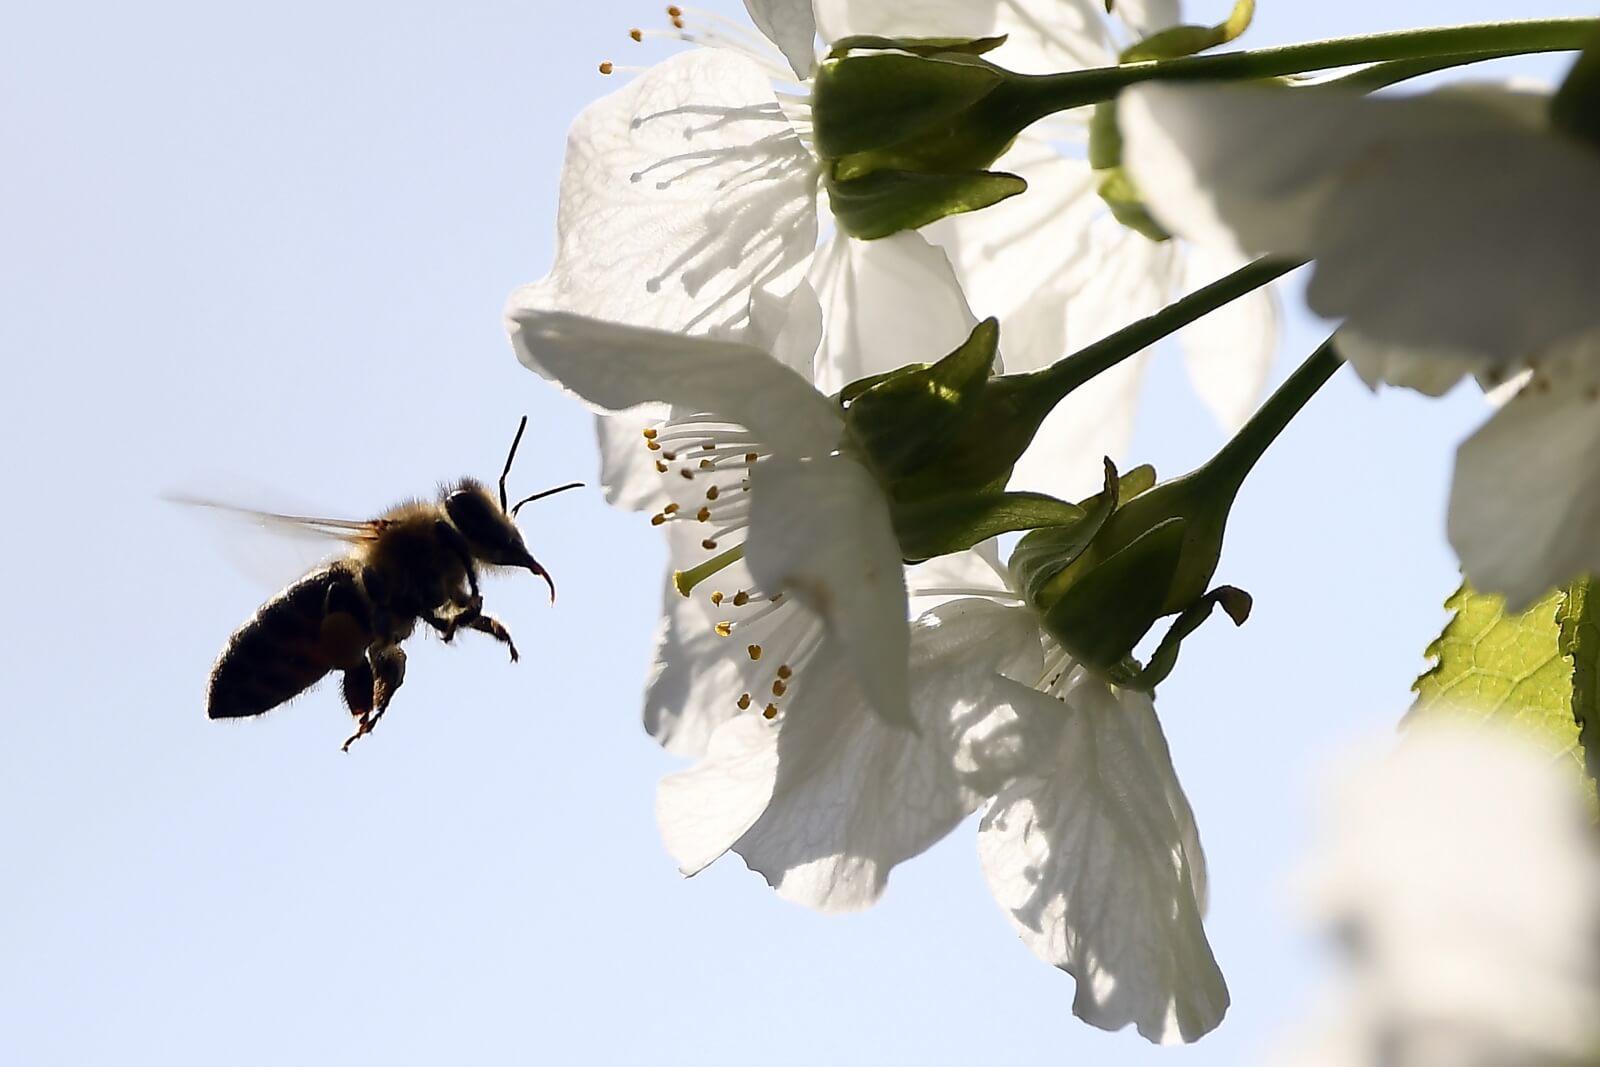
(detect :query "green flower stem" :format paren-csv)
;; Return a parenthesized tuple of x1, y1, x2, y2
(1310, 50, 1539, 93)
(1017, 254, 1304, 411)
(1019, 18, 1598, 117)
(1200, 335, 1343, 496)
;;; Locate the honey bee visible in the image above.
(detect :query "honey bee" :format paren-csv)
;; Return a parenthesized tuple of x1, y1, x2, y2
(192, 418, 580, 750)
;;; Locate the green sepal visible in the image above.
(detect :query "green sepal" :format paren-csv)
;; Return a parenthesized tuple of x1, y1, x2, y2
(1552, 26, 1600, 150)
(892, 490, 1085, 561)
(846, 318, 999, 479)
(812, 52, 1004, 161)
(1010, 459, 1124, 604)
(826, 169, 1027, 240)
(826, 34, 1008, 61)
(1113, 584, 1251, 690)
(1097, 169, 1170, 242)
(1039, 517, 1188, 674)
(1089, 0, 1254, 239)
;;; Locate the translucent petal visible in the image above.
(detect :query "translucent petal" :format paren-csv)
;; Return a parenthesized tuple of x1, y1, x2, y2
(507, 49, 818, 343)
(508, 311, 843, 457)
(1449, 335, 1600, 612)
(807, 230, 980, 393)
(1177, 243, 1282, 432)
(1122, 83, 1600, 377)
(815, 0, 1114, 73)
(742, 0, 817, 80)
(643, 576, 751, 758)
(745, 455, 909, 722)
(978, 682, 1226, 1044)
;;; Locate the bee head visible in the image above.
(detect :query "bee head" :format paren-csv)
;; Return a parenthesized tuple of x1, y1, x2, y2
(440, 480, 550, 588)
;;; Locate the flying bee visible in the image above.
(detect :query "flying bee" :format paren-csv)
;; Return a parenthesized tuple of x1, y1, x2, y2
(189, 417, 581, 750)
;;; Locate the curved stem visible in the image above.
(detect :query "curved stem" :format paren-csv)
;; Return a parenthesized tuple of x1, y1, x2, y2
(1021, 18, 1598, 116)
(1018, 255, 1304, 408)
(1201, 336, 1343, 495)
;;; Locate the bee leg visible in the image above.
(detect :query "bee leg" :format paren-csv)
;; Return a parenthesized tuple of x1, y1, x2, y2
(460, 613, 519, 662)
(341, 646, 407, 752)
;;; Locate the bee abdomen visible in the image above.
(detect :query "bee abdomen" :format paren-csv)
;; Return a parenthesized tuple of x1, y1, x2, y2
(207, 566, 374, 720)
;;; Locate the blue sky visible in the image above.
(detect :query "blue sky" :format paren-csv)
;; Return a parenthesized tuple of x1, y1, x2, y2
(1, 2, 1588, 1063)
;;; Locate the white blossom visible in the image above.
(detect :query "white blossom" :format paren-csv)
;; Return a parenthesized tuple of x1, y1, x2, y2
(507, 307, 913, 740)
(1121, 80, 1600, 606)
(1272, 723, 1600, 1066)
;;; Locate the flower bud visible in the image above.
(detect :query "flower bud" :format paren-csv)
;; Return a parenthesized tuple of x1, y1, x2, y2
(812, 38, 1040, 238)
(1011, 459, 1249, 686)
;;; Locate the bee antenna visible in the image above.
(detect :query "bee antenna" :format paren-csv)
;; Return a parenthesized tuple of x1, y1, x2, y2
(511, 482, 584, 517)
(499, 416, 530, 513)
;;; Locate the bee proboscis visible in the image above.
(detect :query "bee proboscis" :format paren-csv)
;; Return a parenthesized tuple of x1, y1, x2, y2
(187, 418, 580, 750)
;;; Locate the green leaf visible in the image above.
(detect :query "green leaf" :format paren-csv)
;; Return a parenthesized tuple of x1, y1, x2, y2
(1559, 578, 1600, 786)
(1410, 582, 1593, 804)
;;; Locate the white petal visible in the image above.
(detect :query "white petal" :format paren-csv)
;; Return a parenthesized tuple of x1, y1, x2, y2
(1449, 336, 1600, 611)
(509, 311, 842, 457)
(732, 600, 1047, 911)
(978, 682, 1226, 1044)
(1121, 83, 1600, 375)
(1337, 330, 1486, 397)
(595, 409, 670, 511)
(1177, 244, 1281, 432)
(1110, 0, 1181, 36)
(643, 577, 750, 758)
(926, 141, 1105, 376)
(742, 0, 816, 80)
(1285, 723, 1600, 1064)
(807, 230, 981, 393)
(750, 278, 824, 378)
(1008, 351, 1150, 501)
(508, 49, 818, 342)
(745, 455, 909, 723)
(658, 712, 782, 875)
(906, 541, 1012, 610)
(815, 0, 1115, 74)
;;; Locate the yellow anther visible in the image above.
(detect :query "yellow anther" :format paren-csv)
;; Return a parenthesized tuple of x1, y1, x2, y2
(650, 513, 666, 526)
(680, 469, 694, 480)
(646, 439, 661, 451)
(732, 591, 750, 607)
(662, 450, 677, 461)
(629, 27, 643, 41)
(737, 693, 752, 710)
(762, 703, 779, 720)
(667, 5, 682, 15)
(701, 442, 716, 451)
(699, 458, 714, 470)
(745, 452, 759, 463)
(715, 621, 733, 637)
(599, 61, 615, 74)
(771, 680, 787, 697)
(710, 591, 724, 606)
(642, 427, 658, 439)
(776, 664, 793, 680)
(705, 485, 720, 501)
(696, 506, 711, 522)
(655, 460, 668, 473)
(747, 644, 762, 661)
(702, 538, 718, 550)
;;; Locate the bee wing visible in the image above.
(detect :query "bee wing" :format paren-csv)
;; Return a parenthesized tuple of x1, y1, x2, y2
(168, 493, 378, 591)
(167, 495, 378, 542)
